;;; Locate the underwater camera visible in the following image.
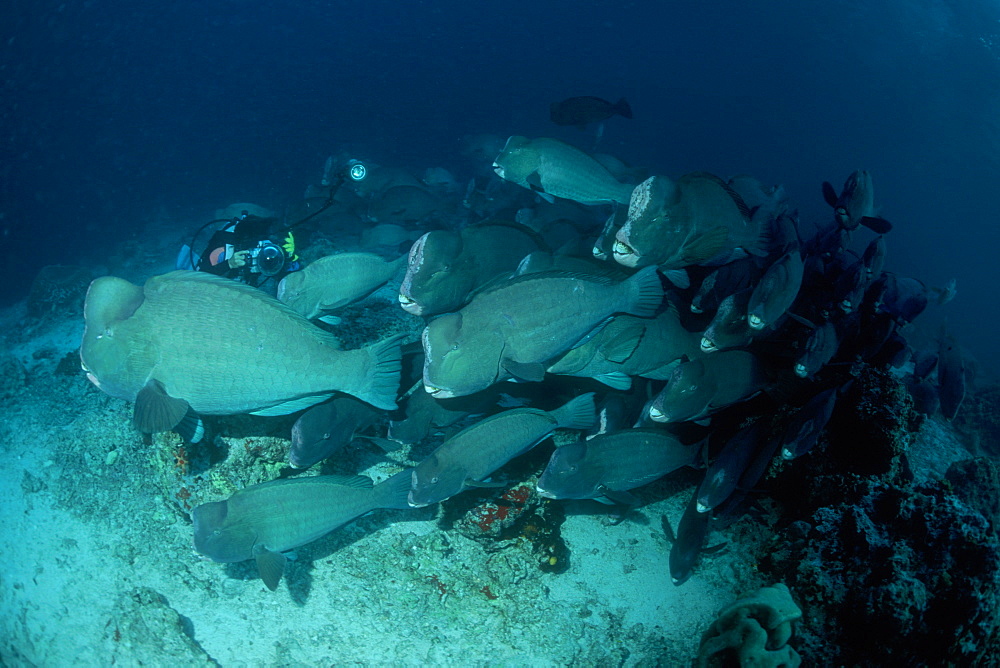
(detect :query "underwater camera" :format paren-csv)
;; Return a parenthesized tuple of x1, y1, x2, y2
(248, 240, 286, 276)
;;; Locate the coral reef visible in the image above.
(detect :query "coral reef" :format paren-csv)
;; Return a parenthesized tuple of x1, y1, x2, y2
(759, 367, 1000, 664)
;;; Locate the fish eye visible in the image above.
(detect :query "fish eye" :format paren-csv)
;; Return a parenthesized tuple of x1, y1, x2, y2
(431, 476, 439, 484)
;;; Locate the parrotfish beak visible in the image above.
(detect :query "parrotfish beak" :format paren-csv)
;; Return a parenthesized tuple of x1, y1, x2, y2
(423, 383, 454, 398)
(699, 338, 717, 353)
(398, 293, 423, 315)
(648, 405, 668, 422)
(492, 162, 504, 178)
(612, 240, 640, 267)
(748, 314, 765, 330)
(406, 492, 431, 509)
(536, 485, 557, 499)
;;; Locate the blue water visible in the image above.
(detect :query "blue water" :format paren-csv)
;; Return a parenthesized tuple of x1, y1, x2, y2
(3, 0, 999, 374)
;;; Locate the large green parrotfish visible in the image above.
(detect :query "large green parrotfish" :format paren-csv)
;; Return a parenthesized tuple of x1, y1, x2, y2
(612, 173, 768, 281)
(493, 136, 636, 206)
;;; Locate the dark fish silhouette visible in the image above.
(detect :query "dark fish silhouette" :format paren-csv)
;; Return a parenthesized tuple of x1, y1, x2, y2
(550, 96, 633, 127)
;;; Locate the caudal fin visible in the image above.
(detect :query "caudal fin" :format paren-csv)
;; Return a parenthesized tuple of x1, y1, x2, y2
(359, 334, 406, 411)
(551, 392, 597, 430)
(375, 469, 417, 510)
(615, 97, 633, 119)
(624, 265, 665, 318)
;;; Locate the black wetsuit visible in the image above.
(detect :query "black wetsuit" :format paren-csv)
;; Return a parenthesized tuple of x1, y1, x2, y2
(198, 215, 278, 286)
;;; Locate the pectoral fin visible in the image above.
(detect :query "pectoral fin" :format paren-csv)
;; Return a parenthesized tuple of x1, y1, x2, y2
(594, 372, 633, 391)
(599, 486, 639, 507)
(681, 227, 730, 266)
(466, 479, 506, 488)
(133, 380, 191, 434)
(821, 181, 839, 208)
(860, 216, 892, 234)
(254, 545, 286, 591)
(502, 359, 546, 383)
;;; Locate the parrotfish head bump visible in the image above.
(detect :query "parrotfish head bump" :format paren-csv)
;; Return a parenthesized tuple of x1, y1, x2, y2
(628, 177, 656, 221)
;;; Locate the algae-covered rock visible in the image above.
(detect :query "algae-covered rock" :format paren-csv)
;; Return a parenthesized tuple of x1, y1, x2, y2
(110, 587, 218, 666)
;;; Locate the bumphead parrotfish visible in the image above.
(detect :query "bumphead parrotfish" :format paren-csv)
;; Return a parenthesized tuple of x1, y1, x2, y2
(493, 136, 636, 205)
(421, 265, 664, 398)
(821, 169, 892, 233)
(546, 308, 700, 390)
(613, 173, 767, 278)
(408, 393, 595, 507)
(537, 427, 700, 505)
(398, 223, 545, 316)
(193, 471, 412, 590)
(277, 252, 406, 321)
(81, 271, 403, 437)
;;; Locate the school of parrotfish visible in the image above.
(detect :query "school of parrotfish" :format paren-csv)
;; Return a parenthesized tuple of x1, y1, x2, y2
(80, 127, 965, 591)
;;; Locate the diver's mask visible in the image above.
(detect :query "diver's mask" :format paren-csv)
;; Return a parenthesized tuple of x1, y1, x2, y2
(248, 240, 286, 276)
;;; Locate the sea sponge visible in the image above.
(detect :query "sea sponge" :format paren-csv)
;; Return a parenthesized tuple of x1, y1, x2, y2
(696, 583, 802, 667)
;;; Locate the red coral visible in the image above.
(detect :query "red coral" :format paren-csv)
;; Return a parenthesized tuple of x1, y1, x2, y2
(472, 483, 533, 532)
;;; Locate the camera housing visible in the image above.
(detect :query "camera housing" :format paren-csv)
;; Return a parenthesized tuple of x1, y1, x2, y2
(247, 240, 286, 276)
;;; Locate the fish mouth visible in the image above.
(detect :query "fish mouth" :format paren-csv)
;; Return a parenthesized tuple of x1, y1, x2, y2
(699, 337, 717, 353)
(592, 246, 607, 260)
(648, 405, 669, 422)
(398, 293, 423, 315)
(747, 313, 766, 330)
(407, 491, 431, 508)
(612, 240, 639, 267)
(492, 162, 504, 178)
(794, 363, 809, 378)
(423, 383, 454, 398)
(535, 485, 557, 499)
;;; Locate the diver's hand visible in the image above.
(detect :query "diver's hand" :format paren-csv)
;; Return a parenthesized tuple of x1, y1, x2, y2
(228, 250, 249, 269)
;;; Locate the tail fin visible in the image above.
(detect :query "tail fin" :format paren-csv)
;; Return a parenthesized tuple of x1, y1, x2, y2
(615, 97, 633, 119)
(624, 265, 665, 318)
(359, 334, 406, 411)
(551, 392, 597, 430)
(375, 469, 416, 510)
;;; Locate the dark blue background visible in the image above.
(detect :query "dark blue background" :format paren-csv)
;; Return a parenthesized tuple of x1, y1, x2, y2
(3, 0, 998, 374)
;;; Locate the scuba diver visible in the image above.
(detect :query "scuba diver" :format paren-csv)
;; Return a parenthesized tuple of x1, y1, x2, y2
(178, 158, 369, 287)
(196, 213, 300, 287)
